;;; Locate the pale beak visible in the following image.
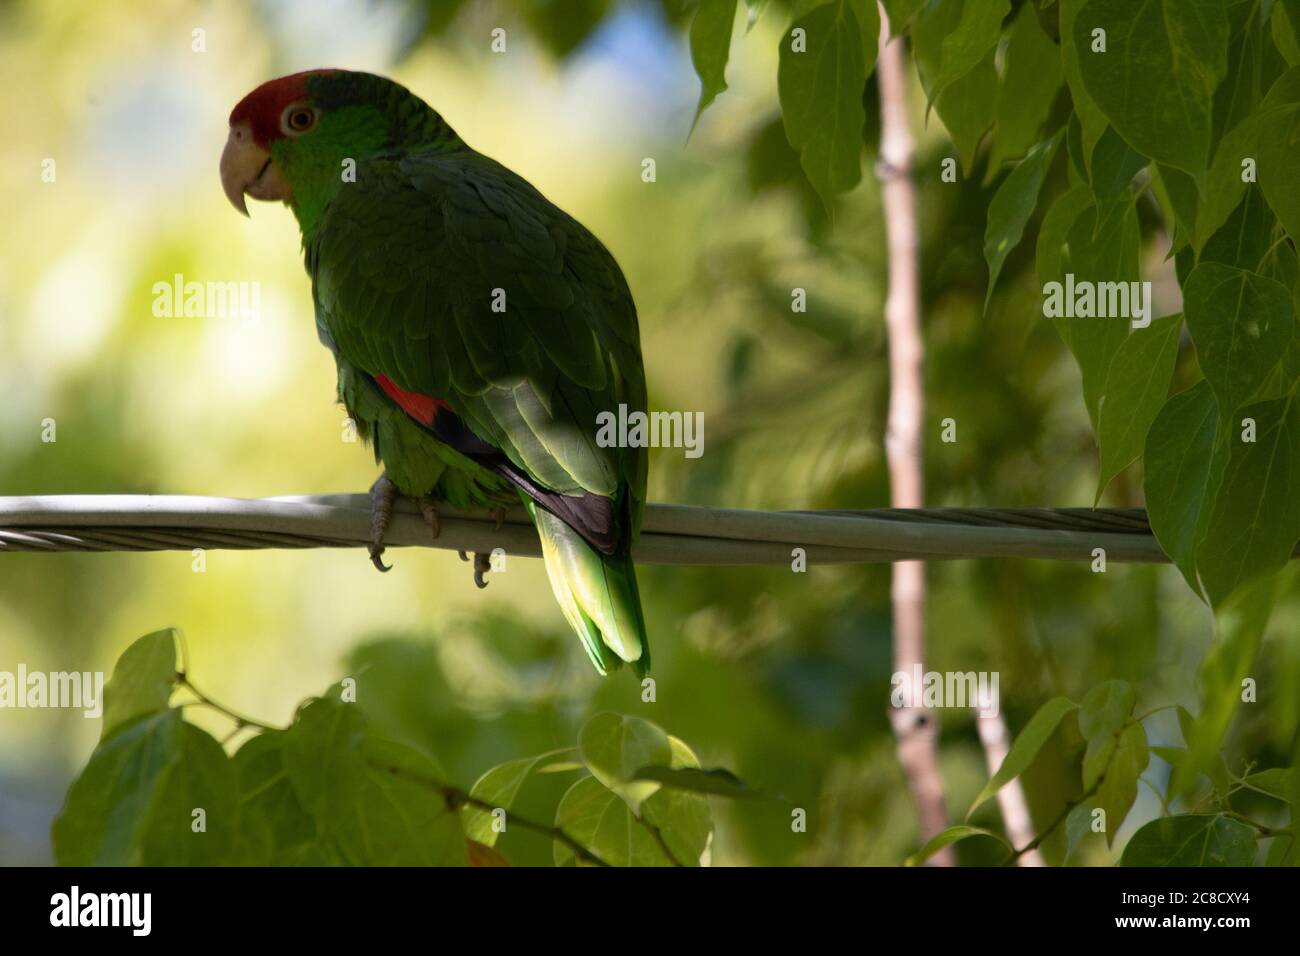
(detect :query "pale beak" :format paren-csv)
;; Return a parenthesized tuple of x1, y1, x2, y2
(220, 122, 290, 216)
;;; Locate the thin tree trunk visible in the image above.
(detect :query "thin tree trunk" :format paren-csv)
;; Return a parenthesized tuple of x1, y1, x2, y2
(875, 3, 952, 866)
(976, 710, 1045, 865)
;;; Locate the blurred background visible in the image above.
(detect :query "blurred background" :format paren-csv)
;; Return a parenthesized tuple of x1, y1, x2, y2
(2, 0, 1297, 866)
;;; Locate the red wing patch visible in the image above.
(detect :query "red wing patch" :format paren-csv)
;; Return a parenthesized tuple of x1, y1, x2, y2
(374, 374, 450, 426)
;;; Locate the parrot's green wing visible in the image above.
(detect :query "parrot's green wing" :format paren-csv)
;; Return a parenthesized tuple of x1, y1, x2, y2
(308, 146, 649, 673)
(310, 148, 646, 518)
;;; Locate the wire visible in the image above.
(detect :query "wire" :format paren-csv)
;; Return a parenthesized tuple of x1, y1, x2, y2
(0, 494, 1173, 566)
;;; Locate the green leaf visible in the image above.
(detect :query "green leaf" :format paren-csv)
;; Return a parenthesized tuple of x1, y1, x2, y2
(847, 0, 881, 78)
(1120, 814, 1258, 866)
(1078, 682, 1142, 843)
(53, 710, 238, 866)
(135, 721, 239, 865)
(913, 0, 998, 173)
(1256, 95, 1300, 244)
(1195, 395, 1300, 604)
(232, 732, 338, 865)
(633, 764, 759, 798)
(1242, 767, 1296, 800)
(1201, 187, 1277, 272)
(785, 0, 879, 78)
(1143, 380, 1222, 593)
(578, 712, 673, 811)
(934, 52, 999, 174)
(1095, 313, 1183, 499)
(1155, 163, 1204, 250)
(281, 697, 464, 865)
(1065, 800, 1095, 860)
(1042, 193, 1142, 429)
(968, 696, 1078, 817)
(1078, 680, 1136, 745)
(55, 711, 183, 864)
(1088, 125, 1148, 199)
(100, 628, 178, 741)
(986, 5, 1063, 174)
(1060, 0, 1108, 177)
(1274, 0, 1300, 65)
(1196, 65, 1300, 249)
(350, 737, 466, 866)
(1183, 262, 1294, 419)
(1196, 114, 1266, 249)
(1075, 0, 1229, 172)
(1036, 186, 1095, 286)
(984, 130, 1063, 309)
(555, 736, 711, 866)
(928, 0, 1010, 106)
(778, 0, 867, 207)
(640, 736, 714, 866)
(1175, 704, 1232, 796)
(1084, 722, 1149, 846)
(1213, 0, 1271, 141)
(879, 0, 923, 36)
(1172, 576, 1276, 799)
(905, 825, 1010, 866)
(689, 0, 739, 134)
(553, 776, 668, 866)
(282, 697, 368, 821)
(461, 751, 559, 847)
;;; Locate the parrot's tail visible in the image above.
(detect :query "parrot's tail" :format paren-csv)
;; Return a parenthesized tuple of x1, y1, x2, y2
(526, 501, 649, 677)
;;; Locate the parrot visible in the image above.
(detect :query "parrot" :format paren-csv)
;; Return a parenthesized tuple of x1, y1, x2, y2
(219, 69, 650, 676)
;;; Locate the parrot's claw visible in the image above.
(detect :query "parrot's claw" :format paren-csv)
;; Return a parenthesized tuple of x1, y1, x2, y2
(472, 551, 492, 589)
(369, 473, 399, 573)
(418, 497, 441, 538)
(455, 549, 492, 587)
(368, 475, 443, 571)
(488, 507, 506, 532)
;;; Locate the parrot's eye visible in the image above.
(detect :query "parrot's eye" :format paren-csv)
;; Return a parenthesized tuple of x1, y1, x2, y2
(281, 105, 317, 135)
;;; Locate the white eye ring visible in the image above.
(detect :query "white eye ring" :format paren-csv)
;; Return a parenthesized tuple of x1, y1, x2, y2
(280, 103, 317, 135)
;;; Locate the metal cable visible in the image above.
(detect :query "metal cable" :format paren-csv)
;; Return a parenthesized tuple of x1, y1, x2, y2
(0, 494, 1179, 566)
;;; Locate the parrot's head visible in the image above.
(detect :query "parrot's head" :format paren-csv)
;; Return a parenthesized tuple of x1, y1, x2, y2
(220, 69, 457, 224)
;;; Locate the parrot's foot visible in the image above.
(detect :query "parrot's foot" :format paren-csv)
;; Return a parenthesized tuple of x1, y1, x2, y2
(458, 550, 493, 589)
(369, 474, 399, 573)
(367, 473, 442, 573)
(488, 507, 506, 532)
(418, 497, 442, 538)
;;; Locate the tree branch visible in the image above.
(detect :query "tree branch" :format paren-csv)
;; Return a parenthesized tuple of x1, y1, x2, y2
(876, 4, 953, 865)
(372, 763, 613, 867)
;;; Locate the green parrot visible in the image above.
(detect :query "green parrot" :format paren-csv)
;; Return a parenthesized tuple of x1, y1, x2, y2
(220, 69, 649, 676)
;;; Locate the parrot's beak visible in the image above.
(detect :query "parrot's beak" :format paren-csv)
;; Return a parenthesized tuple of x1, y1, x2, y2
(220, 122, 290, 217)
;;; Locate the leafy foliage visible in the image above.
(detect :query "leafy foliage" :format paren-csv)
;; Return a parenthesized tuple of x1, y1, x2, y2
(53, 632, 748, 867)
(708, 0, 1300, 813)
(955, 679, 1289, 864)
